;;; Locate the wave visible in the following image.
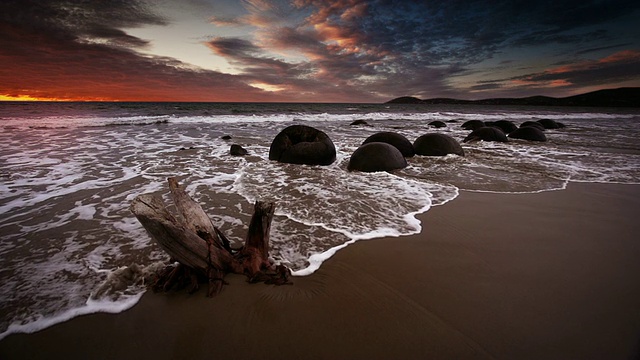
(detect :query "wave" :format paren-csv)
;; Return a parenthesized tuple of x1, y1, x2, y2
(1, 104, 639, 340)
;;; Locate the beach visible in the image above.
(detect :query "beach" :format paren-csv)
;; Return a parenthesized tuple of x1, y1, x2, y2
(1, 182, 639, 359)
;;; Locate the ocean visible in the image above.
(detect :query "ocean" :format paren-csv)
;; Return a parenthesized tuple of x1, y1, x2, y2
(1, 101, 639, 339)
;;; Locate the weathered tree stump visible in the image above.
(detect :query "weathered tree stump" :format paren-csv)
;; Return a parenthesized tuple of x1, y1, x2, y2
(130, 177, 291, 296)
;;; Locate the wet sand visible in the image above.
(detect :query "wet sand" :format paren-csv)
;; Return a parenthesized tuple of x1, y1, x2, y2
(1, 182, 639, 359)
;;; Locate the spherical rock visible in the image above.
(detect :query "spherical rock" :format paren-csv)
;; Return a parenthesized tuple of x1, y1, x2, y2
(362, 132, 415, 157)
(508, 127, 547, 142)
(463, 127, 508, 143)
(537, 118, 562, 129)
(347, 142, 408, 172)
(520, 121, 546, 131)
(350, 120, 369, 126)
(428, 120, 447, 128)
(461, 120, 485, 131)
(269, 125, 336, 165)
(490, 120, 518, 134)
(413, 133, 464, 156)
(230, 144, 248, 156)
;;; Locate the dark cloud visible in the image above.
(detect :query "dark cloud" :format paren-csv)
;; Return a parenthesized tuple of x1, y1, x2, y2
(0, 0, 273, 101)
(199, 0, 640, 100)
(0, 0, 167, 48)
(471, 50, 640, 97)
(207, 37, 263, 57)
(2, 0, 639, 101)
(515, 50, 640, 86)
(576, 43, 633, 55)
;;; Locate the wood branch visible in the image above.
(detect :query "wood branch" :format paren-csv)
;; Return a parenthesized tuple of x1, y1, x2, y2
(245, 201, 275, 259)
(167, 177, 218, 245)
(234, 201, 275, 276)
(130, 194, 211, 272)
(130, 178, 291, 296)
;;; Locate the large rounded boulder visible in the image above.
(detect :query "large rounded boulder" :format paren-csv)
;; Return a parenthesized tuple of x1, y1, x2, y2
(269, 125, 336, 165)
(347, 142, 407, 172)
(461, 120, 485, 131)
(413, 133, 464, 156)
(520, 121, 546, 131)
(489, 120, 518, 134)
(362, 132, 415, 157)
(463, 127, 508, 143)
(537, 118, 564, 129)
(508, 127, 547, 142)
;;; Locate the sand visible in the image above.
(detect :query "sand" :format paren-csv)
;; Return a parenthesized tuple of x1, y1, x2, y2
(1, 182, 639, 359)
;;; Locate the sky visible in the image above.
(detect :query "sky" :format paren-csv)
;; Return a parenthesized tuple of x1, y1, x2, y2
(1, 0, 639, 102)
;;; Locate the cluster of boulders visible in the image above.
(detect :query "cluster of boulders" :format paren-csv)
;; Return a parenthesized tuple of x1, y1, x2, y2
(230, 118, 565, 173)
(461, 118, 565, 143)
(265, 125, 465, 173)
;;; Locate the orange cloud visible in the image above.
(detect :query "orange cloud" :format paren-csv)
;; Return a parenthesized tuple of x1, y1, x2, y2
(598, 49, 640, 63)
(505, 49, 640, 91)
(547, 50, 640, 75)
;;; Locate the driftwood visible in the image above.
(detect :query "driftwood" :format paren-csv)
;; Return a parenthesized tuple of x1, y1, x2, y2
(130, 177, 291, 296)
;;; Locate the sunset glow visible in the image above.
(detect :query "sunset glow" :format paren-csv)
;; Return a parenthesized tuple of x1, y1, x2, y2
(0, 95, 52, 102)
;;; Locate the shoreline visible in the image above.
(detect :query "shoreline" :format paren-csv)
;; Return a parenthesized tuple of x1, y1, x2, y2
(1, 182, 639, 359)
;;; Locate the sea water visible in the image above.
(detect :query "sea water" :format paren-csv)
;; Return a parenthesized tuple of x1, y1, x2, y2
(1, 102, 639, 339)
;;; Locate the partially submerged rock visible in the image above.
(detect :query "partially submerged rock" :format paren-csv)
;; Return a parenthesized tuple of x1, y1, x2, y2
(413, 133, 464, 156)
(348, 142, 407, 172)
(487, 120, 517, 134)
(362, 132, 415, 157)
(463, 127, 508, 143)
(461, 120, 485, 131)
(230, 144, 248, 156)
(269, 125, 336, 166)
(508, 127, 547, 142)
(428, 120, 447, 128)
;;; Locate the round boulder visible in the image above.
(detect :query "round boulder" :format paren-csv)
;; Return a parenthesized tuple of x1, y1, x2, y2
(461, 120, 485, 131)
(428, 120, 447, 128)
(537, 118, 562, 129)
(490, 120, 518, 134)
(230, 144, 248, 156)
(362, 132, 415, 157)
(347, 142, 407, 172)
(413, 133, 464, 156)
(508, 127, 547, 142)
(350, 119, 369, 126)
(463, 127, 508, 143)
(520, 121, 546, 131)
(269, 125, 336, 165)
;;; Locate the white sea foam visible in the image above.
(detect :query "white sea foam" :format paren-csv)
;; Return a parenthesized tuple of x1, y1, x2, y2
(0, 292, 144, 341)
(1, 103, 638, 339)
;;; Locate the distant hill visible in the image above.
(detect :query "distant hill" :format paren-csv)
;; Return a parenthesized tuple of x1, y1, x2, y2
(386, 87, 640, 107)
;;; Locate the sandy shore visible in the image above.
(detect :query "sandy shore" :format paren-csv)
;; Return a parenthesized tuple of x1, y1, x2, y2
(1, 182, 639, 359)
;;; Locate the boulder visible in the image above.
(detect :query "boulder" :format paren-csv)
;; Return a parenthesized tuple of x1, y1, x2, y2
(230, 144, 248, 156)
(537, 118, 562, 129)
(461, 120, 485, 131)
(348, 142, 408, 172)
(269, 125, 336, 165)
(490, 120, 518, 134)
(413, 133, 464, 156)
(508, 127, 547, 142)
(520, 121, 546, 131)
(350, 120, 369, 126)
(428, 120, 447, 128)
(362, 132, 415, 157)
(463, 127, 508, 143)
